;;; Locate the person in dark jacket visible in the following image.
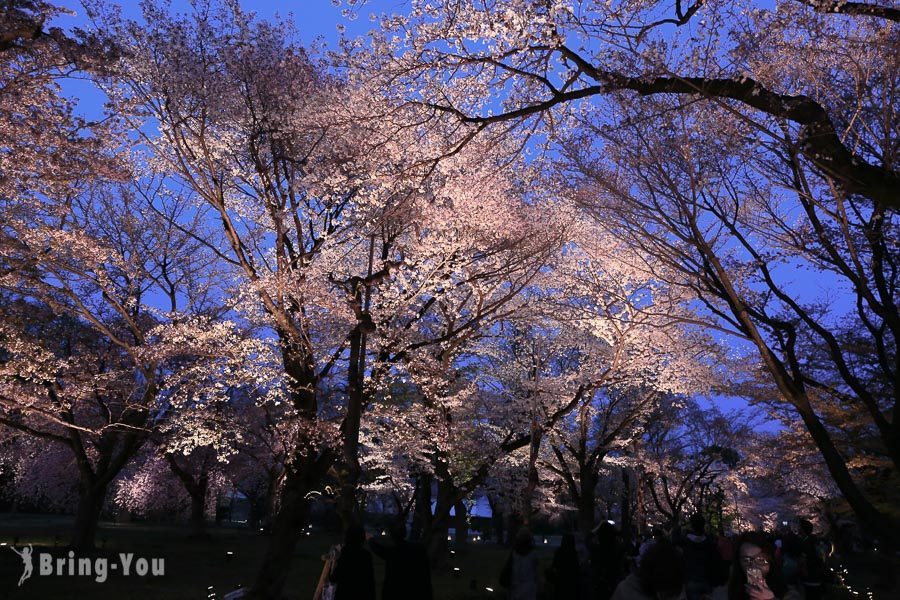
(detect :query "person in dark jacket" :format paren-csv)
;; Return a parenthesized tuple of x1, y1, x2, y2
(679, 514, 724, 600)
(369, 519, 433, 600)
(611, 540, 684, 600)
(547, 532, 582, 600)
(329, 524, 376, 600)
(590, 522, 626, 600)
(798, 519, 827, 600)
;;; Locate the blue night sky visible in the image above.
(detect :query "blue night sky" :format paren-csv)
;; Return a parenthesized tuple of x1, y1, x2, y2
(54, 0, 402, 43)
(52, 1, 402, 119)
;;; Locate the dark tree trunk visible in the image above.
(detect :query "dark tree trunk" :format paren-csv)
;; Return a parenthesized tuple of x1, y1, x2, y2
(71, 483, 107, 550)
(577, 472, 597, 534)
(523, 424, 543, 524)
(454, 499, 469, 550)
(426, 516, 451, 564)
(189, 477, 209, 538)
(250, 457, 319, 599)
(620, 468, 632, 539)
(265, 469, 282, 526)
(796, 402, 900, 546)
(507, 512, 523, 548)
(425, 478, 455, 564)
(250, 336, 331, 599)
(164, 454, 210, 539)
(337, 323, 365, 528)
(411, 473, 433, 541)
(487, 495, 505, 544)
(68, 426, 146, 551)
(337, 239, 376, 528)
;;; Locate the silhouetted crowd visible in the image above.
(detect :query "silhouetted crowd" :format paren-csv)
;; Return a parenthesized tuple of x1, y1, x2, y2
(320, 520, 433, 600)
(507, 514, 832, 600)
(316, 514, 834, 600)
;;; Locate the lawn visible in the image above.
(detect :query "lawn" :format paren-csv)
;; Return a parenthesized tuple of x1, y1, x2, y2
(2, 515, 895, 600)
(0, 514, 522, 599)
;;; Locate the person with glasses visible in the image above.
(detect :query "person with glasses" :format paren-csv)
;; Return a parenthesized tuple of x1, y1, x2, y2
(714, 533, 801, 600)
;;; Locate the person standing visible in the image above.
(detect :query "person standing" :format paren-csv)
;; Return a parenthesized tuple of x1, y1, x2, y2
(798, 519, 827, 600)
(591, 522, 626, 600)
(547, 532, 582, 600)
(501, 527, 540, 600)
(611, 541, 685, 600)
(329, 524, 376, 600)
(369, 519, 433, 600)
(679, 514, 724, 600)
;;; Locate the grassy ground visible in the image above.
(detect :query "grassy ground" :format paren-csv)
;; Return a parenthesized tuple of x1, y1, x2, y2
(1, 515, 895, 599)
(0, 514, 522, 599)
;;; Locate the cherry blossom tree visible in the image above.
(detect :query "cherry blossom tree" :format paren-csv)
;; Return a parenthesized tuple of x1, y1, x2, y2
(114, 446, 229, 536)
(362, 0, 898, 210)
(92, 1, 566, 592)
(356, 209, 718, 556)
(224, 396, 298, 530)
(1, 0, 119, 207)
(4, 1, 892, 589)
(1, 428, 81, 512)
(91, 4, 384, 589)
(0, 174, 270, 549)
(347, 0, 900, 544)
(635, 398, 749, 528)
(556, 98, 899, 542)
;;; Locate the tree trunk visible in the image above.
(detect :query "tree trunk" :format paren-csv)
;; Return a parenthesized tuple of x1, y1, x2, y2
(454, 499, 469, 551)
(577, 472, 597, 534)
(796, 403, 900, 546)
(523, 424, 543, 524)
(695, 233, 900, 548)
(507, 512, 523, 548)
(189, 477, 208, 538)
(250, 459, 317, 599)
(426, 515, 451, 564)
(411, 473, 433, 541)
(264, 468, 282, 528)
(337, 324, 365, 528)
(425, 478, 455, 564)
(488, 495, 505, 544)
(620, 468, 632, 541)
(164, 454, 210, 539)
(337, 240, 375, 528)
(250, 337, 329, 598)
(71, 483, 107, 550)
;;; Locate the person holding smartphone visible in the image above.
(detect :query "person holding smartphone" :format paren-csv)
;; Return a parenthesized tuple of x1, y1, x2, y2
(714, 533, 801, 600)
